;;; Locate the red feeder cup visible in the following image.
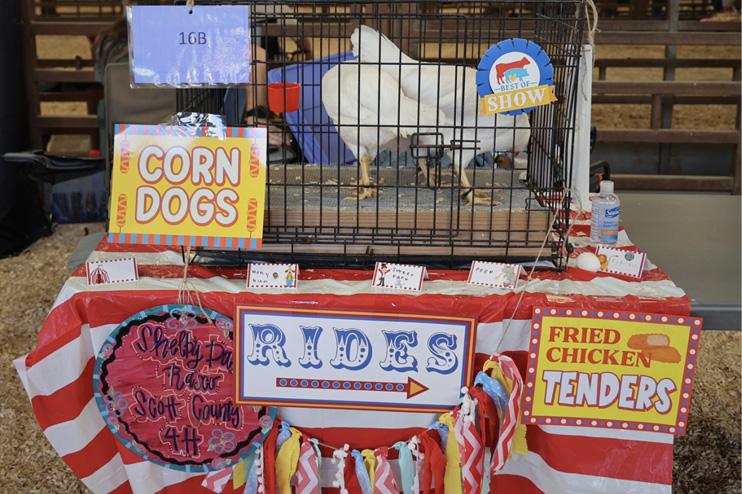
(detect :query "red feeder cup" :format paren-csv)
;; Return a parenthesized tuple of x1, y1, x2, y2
(268, 82, 301, 113)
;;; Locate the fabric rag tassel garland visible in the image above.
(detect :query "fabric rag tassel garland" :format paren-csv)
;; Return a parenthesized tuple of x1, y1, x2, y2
(276, 425, 302, 494)
(232, 451, 251, 490)
(407, 436, 423, 494)
(438, 413, 463, 494)
(394, 440, 416, 494)
(419, 429, 446, 494)
(343, 450, 364, 494)
(482, 354, 527, 472)
(240, 444, 263, 494)
(467, 386, 498, 450)
(261, 424, 281, 494)
(202, 352, 526, 494)
(361, 449, 378, 490)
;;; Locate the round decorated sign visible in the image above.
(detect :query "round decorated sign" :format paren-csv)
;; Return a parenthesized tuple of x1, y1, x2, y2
(476, 38, 555, 116)
(94, 305, 275, 472)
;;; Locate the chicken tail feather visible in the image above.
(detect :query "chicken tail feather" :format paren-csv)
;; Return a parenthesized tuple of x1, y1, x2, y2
(351, 25, 415, 66)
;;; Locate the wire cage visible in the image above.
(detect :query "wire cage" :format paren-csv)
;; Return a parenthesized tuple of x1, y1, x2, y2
(180, 0, 586, 269)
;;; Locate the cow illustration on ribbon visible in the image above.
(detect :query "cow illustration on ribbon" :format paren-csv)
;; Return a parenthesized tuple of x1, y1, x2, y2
(495, 57, 530, 84)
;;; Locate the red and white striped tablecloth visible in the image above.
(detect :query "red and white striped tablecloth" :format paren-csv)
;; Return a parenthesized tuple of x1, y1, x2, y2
(15, 220, 689, 494)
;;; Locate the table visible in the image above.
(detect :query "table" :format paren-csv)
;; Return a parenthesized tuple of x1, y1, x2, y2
(15, 214, 690, 494)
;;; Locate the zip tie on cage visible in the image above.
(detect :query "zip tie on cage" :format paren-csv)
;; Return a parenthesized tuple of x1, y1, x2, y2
(495, 188, 581, 352)
(177, 245, 214, 325)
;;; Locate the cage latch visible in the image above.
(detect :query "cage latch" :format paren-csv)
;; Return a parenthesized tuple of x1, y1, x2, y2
(447, 139, 480, 152)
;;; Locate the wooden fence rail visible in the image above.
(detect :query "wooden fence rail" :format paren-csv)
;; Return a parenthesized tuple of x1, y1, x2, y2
(591, 0, 741, 194)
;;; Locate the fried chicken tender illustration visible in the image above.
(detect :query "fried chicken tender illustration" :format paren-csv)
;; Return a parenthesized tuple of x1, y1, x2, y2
(628, 333, 681, 363)
(627, 333, 670, 350)
(643, 346, 682, 363)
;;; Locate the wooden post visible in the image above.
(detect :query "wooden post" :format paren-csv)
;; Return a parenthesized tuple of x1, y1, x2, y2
(19, 0, 42, 150)
(659, 0, 680, 176)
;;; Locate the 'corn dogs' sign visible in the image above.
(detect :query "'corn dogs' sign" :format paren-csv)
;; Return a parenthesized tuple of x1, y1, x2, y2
(524, 307, 703, 435)
(476, 38, 557, 116)
(109, 124, 266, 248)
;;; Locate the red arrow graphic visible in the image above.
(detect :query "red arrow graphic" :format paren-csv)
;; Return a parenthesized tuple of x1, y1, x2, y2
(276, 376, 429, 399)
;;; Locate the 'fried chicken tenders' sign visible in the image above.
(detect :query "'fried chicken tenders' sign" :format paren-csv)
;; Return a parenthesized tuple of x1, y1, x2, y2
(109, 125, 266, 247)
(524, 307, 703, 435)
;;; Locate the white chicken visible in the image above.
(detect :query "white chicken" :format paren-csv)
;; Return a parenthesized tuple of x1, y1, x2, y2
(321, 62, 444, 200)
(351, 26, 531, 205)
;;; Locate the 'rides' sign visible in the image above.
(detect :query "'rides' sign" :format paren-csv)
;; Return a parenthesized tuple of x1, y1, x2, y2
(235, 306, 478, 413)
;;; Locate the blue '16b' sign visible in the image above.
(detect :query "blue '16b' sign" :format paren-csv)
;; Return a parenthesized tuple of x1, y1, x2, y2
(235, 307, 477, 413)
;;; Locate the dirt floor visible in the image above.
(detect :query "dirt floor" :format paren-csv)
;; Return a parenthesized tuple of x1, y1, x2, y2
(0, 224, 740, 492)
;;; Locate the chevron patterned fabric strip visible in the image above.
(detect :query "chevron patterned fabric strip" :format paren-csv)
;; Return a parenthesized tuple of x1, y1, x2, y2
(374, 447, 400, 494)
(295, 438, 320, 494)
(484, 354, 527, 472)
(454, 402, 484, 494)
(201, 466, 234, 493)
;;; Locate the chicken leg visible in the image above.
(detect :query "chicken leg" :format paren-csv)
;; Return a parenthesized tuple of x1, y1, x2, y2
(457, 166, 500, 206)
(345, 155, 377, 200)
(419, 156, 500, 206)
(417, 160, 436, 189)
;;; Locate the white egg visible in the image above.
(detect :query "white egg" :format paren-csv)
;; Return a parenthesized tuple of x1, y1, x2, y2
(576, 252, 601, 272)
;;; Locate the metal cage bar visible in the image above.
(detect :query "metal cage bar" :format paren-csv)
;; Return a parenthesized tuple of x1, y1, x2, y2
(177, 0, 585, 270)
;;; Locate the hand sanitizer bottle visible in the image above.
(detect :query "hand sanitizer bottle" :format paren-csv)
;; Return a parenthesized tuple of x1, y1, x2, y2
(590, 180, 620, 245)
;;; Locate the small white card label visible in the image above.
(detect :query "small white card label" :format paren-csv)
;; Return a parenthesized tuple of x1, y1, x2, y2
(86, 258, 139, 286)
(467, 261, 521, 289)
(596, 246, 646, 278)
(247, 263, 298, 289)
(372, 262, 427, 291)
